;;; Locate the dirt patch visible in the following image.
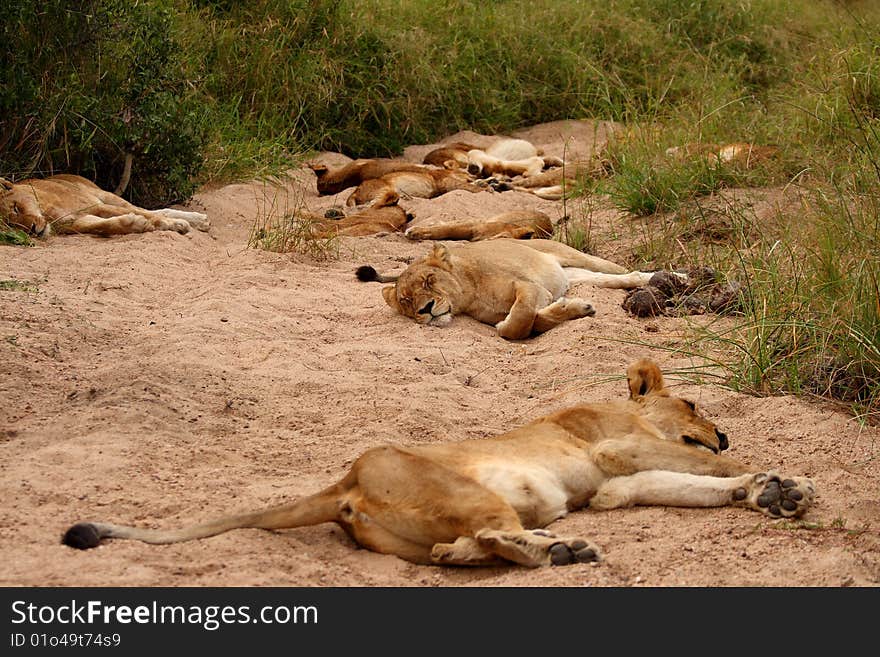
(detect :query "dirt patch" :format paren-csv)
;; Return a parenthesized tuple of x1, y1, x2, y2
(1, 120, 877, 586)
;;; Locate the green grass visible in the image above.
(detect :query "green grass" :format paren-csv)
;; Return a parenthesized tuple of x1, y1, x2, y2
(246, 188, 340, 260)
(248, 214, 340, 260)
(2, 0, 880, 419)
(0, 225, 33, 247)
(0, 279, 39, 292)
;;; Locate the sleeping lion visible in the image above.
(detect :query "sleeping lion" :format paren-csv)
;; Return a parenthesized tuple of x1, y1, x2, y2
(357, 238, 674, 339)
(62, 358, 814, 567)
(0, 174, 209, 238)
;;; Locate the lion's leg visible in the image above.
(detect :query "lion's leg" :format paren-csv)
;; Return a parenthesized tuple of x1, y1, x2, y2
(432, 533, 599, 567)
(84, 204, 204, 232)
(430, 537, 505, 566)
(590, 470, 814, 519)
(343, 446, 598, 566)
(517, 240, 629, 274)
(474, 528, 601, 567)
(531, 297, 596, 334)
(564, 268, 661, 289)
(346, 446, 524, 547)
(153, 208, 211, 232)
(405, 222, 478, 241)
(495, 282, 552, 339)
(592, 436, 751, 478)
(58, 212, 190, 236)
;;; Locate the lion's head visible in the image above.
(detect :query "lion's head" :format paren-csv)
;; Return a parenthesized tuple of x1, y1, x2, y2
(0, 178, 50, 237)
(626, 358, 730, 453)
(381, 243, 464, 327)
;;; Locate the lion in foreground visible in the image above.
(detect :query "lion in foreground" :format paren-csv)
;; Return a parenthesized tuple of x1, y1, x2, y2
(62, 359, 814, 567)
(0, 174, 209, 238)
(357, 238, 672, 339)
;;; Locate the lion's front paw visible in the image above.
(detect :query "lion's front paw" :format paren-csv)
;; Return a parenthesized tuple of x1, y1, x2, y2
(189, 214, 210, 232)
(734, 472, 815, 518)
(169, 218, 191, 234)
(562, 298, 595, 318)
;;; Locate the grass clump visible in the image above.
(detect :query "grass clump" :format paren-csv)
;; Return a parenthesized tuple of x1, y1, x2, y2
(0, 224, 33, 247)
(248, 214, 340, 261)
(247, 188, 340, 261)
(0, 279, 40, 292)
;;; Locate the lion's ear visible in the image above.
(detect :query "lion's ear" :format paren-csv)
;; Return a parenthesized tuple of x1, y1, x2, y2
(627, 358, 666, 399)
(0, 178, 13, 192)
(382, 285, 402, 312)
(428, 243, 452, 270)
(307, 163, 328, 177)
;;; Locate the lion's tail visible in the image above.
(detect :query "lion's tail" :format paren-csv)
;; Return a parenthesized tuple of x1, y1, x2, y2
(62, 488, 341, 550)
(355, 265, 398, 283)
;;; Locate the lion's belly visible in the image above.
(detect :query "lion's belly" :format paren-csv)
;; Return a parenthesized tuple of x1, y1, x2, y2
(465, 243, 571, 297)
(392, 174, 437, 198)
(470, 458, 603, 528)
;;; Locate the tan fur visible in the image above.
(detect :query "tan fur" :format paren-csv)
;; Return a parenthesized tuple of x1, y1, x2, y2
(63, 359, 815, 567)
(404, 210, 553, 241)
(365, 238, 673, 340)
(304, 196, 413, 238)
(0, 174, 209, 238)
(665, 142, 781, 167)
(422, 142, 481, 168)
(484, 138, 542, 160)
(466, 151, 546, 178)
(308, 159, 428, 195)
(346, 168, 482, 207)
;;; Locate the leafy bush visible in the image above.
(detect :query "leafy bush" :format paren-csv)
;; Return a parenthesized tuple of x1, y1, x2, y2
(0, 0, 207, 206)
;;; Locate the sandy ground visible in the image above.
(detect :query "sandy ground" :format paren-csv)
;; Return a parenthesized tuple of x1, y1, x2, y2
(1, 121, 878, 587)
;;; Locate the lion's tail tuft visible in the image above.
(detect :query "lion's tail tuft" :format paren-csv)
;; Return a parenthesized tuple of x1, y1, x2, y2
(356, 265, 398, 283)
(62, 523, 103, 550)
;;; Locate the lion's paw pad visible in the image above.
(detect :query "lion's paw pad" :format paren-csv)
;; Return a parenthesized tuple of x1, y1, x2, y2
(548, 538, 600, 566)
(739, 472, 814, 518)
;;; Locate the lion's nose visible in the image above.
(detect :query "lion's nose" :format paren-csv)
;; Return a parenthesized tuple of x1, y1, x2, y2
(716, 429, 729, 451)
(418, 300, 434, 316)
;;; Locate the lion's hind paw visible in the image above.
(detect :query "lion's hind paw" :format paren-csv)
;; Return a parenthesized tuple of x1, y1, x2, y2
(476, 528, 601, 567)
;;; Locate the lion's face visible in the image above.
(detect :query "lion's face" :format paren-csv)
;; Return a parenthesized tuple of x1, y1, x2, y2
(642, 394, 729, 454)
(627, 358, 729, 454)
(382, 244, 462, 327)
(0, 181, 49, 237)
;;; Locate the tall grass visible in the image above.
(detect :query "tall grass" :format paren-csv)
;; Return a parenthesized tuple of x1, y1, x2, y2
(2, 0, 880, 416)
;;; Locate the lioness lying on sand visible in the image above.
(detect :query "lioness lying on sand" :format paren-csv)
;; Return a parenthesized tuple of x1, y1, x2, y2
(664, 142, 780, 167)
(0, 174, 209, 238)
(62, 358, 814, 567)
(404, 210, 553, 241)
(421, 141, 481, 168)
(357, 238, 669, 339)
(346, 168, 483, 207)
(308, 159, 427, 195)
(303, 193, 413, 237)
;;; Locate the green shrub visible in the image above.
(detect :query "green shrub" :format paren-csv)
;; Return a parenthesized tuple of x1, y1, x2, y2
(0, 0, 207, 206)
